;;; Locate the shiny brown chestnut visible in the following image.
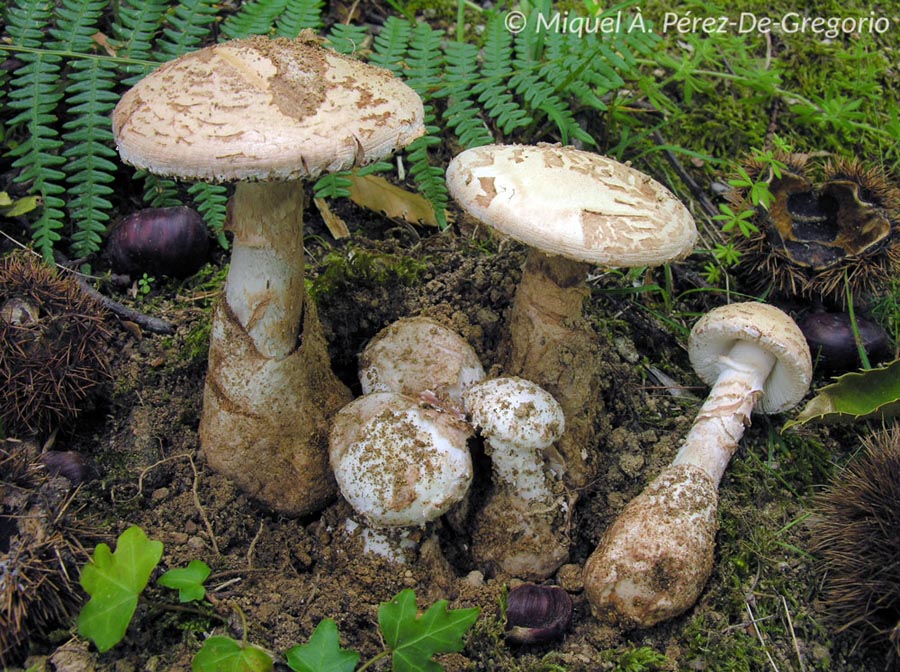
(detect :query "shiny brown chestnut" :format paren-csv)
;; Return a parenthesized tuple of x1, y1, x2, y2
(505, 584, 573, 645)
(107, 206, 209, 278)
(39, 450, 90, 484)
(799, 312, 891, 374)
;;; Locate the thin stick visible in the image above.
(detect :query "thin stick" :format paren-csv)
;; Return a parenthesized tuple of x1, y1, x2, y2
(746, 600, 781, 672)
(782, 594, 806, 672)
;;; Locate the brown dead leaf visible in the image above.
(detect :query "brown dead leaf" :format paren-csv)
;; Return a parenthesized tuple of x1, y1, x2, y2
(347, 173, 440, 227)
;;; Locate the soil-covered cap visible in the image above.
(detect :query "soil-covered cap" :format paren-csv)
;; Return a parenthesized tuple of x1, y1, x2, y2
(689, 302, 813, 414)
(112, 34, 425, 183)
(445, 143, 697, 266)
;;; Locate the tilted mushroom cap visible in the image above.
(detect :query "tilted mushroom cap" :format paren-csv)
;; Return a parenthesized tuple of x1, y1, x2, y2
(689, 302, 813, 414)
(112, 35, 425, 182)
(445, 144, 697, 266)
(359, 317, 485, 405)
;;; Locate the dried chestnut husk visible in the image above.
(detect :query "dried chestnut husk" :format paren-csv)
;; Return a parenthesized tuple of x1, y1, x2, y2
(799, 312, 891, 373)
(505, 583, 573, 644)
(107, 206, 209, 278)
(730, 154, 900, 307)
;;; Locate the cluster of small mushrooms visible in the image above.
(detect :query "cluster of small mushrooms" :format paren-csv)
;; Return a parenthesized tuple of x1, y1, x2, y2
(111, 33, 816, 634)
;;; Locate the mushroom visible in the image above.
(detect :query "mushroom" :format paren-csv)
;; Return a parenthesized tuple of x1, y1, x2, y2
(329, 391, 474, 561)
(463, 376, 568, 580)
(583, 302, 812, 628)
(446, 144, 697, 488)
(112, 34, 425, 515)
(359, 316, 485, 409)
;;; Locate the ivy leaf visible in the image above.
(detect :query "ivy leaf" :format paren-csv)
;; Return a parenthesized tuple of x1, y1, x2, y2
(158, 559, 212, 603)
(192, 636, 273, 672)
(379, 589, 480, 672)
(77, 526, 164, 652)
(285, 619, 360, 672)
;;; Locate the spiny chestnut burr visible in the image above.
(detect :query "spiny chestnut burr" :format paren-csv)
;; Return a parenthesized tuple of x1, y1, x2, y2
(107, 206, 209, 279)
(810, 426, 900, 662)
(584, 302, 811, 628)
(0, 251, 111, 435)
(798, 312, 891, 373)
(505, 584, 573, 645)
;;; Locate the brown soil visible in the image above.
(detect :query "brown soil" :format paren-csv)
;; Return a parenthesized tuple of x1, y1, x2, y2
(2, 198, 887, 672)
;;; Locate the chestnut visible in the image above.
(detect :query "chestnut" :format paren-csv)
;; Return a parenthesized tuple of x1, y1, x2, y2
(505, 584, 573, 645)
(798, 312, 891, 374)
(107, 206, 209, 278)
(39, 450, 91, 484)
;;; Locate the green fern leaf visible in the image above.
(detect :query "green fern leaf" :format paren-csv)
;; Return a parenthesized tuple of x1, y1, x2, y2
(367, 16, 412, 74)
(439, 40, 493, 149)
(324, 23, 370, 56)
(221, 0, 288, 39)
(4, 0, 66, 262)
(314, 172, 354, 200)
(111, 0, 169, 83)
(155, 0, 218, 60)
(139, 172, 183, 209)
(189, 182, 229, 249)
(51, 0, 120, 258)
(273, 0, 324, 38)
(472, 15, 532, 136)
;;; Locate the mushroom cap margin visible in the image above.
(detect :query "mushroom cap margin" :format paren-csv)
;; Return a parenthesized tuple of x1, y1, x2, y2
(445, 143, 697, 267)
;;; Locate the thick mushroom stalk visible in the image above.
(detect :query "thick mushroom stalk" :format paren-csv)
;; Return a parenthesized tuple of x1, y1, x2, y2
(446, 144, 697, 489)
(112, 35, 425, 515)
(464, 377, 569, 580)
(584, 302, 812, 628)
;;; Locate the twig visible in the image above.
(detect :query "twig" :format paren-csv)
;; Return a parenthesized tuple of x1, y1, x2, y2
(130, 452, 220, 556)
(782, 594, 806, 672)
(75, 277, 175, 335)
(0, 230, 175, 334)
(746, 600, 781, 672)
(651, 130, 719, 218)
(246, 521, 264, 571)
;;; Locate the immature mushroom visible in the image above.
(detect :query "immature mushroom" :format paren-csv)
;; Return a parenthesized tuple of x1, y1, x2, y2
(112, 34, 425, 515)
(329, 391, 473, 529)
(359, 316, 485, 409)
(583, 302, 812, 628)
(446, 144, 697, 488)
(463, 376, 568, 580)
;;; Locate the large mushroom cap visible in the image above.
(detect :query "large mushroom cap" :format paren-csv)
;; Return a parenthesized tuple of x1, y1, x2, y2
(689, 302, 813, 414)
(445, 143, 697, 266)
(112, 35, 425, 182)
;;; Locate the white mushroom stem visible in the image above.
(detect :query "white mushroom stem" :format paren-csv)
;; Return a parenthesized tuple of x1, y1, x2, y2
(671, 340, 776, 486)
(487, 435, 555, 504)
(224, 182, 305, 359)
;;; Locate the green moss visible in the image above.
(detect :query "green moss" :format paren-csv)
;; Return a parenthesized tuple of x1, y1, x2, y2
(308, 244, 429, 303)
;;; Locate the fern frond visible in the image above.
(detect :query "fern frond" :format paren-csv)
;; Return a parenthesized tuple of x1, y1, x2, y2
(473, 15, 532, 136)
(112, 0, 169, 83)
(273, 0, 324, 38)
(155, 0, 218, 60)
(397, 22, 447, 228)
(367, 16, 412, 74)
(324, 23, 370, 56)
(439, 40, 493, 149)
(49, 0, 119, 258)
(4, 0, 66, 262)
(189, 182, 229, 249)
(221, 0, 287, 39)
(140, 172, 183, 209)
(314, 173, 354, 200)
(62, 57, 119, 258)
